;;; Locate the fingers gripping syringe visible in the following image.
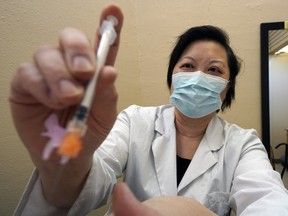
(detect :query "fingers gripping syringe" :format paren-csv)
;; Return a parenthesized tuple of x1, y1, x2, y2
(55, 16, 119, 163)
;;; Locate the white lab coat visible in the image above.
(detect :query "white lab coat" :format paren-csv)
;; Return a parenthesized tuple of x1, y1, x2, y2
(14, 105, 288, 216)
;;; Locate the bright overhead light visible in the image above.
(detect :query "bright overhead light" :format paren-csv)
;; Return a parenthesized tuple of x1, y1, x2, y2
(275, 44, 288, 55)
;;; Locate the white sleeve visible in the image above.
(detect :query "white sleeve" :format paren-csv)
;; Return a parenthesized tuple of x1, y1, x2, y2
(228, 130, 288, 215)
(14, 159, 118, 216)
(13, 169, 70, 216)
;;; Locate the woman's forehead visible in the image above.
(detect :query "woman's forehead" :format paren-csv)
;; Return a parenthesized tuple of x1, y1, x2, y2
(181, 40, 228, 63)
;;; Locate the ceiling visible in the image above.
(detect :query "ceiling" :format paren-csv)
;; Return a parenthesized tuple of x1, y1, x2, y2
(269, 29, 288, 54)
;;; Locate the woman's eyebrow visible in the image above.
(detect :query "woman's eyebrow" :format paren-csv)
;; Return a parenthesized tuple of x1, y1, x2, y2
(180, 56, 196, 62)
(179, 57, 227, 69)
(209, 59, 226, 68)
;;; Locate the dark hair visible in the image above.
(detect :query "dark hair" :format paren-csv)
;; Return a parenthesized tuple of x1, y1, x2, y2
(167, 25, 241, 111)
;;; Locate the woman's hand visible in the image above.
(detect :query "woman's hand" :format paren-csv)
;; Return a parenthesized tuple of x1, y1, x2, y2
(9, 4, 123, 207)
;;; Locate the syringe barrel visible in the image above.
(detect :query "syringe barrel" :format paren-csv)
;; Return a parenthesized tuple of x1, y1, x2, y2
(76, 16, 118, 121)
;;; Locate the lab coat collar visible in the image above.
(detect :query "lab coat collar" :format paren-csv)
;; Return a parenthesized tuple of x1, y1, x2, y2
(177, 136, 218, 191)
(178, 115, 225, 191)
(205, 115, 225, 151)
(155, 108, 224, 151)
(152, 105, 178, 195)
(154, 105, 175, 135)
(152, 107, 225, 194)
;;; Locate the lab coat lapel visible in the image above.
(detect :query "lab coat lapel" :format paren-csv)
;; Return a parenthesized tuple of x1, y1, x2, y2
(177, 136, 217, 191)
(151, 106, 178, 196)
(178, 115, 224, 192)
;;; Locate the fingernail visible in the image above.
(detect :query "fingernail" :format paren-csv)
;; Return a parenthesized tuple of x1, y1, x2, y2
(72, 55, 93, 71)
(60, 80, 80, 95)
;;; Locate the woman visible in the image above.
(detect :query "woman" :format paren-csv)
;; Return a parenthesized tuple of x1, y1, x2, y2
(11, 4, 288, 216)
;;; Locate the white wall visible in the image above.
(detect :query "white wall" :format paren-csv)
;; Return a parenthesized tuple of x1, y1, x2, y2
(269, 54, 288, 159)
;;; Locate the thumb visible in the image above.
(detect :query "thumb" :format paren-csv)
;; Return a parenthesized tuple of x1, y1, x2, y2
(110, 183, 159, 216)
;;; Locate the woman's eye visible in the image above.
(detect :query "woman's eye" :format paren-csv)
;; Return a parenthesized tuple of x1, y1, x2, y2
(181, 63, 194, 69)
(209, 67, 222, 74)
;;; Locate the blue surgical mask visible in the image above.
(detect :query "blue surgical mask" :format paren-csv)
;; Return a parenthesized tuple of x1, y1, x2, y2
(170, 71, 229, 118)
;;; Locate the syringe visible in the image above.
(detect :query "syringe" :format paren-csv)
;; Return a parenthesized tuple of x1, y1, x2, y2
(57, 15, 119, 164)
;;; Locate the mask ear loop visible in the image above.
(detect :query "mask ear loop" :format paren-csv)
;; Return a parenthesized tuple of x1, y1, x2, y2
(220, 77, 234, 112)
